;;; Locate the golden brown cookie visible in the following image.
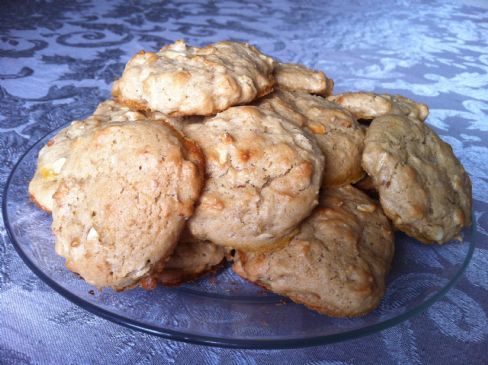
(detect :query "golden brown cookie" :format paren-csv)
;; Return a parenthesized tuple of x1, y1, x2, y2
(258, 89, 365, 186)
(274, 63, 333, 96)
(362, 114, 472, 243)
(353, 175, 378, 199)
(328, 92, 429, 122)
(28, 100, 145, 212)
(154, 231, 225, 286)
(113, 40, 275, 116)
(143, 111, 203, 133)
(232, 185, 395, 317)
(52, 120, 205, 290)
(183, 105, 325, 251)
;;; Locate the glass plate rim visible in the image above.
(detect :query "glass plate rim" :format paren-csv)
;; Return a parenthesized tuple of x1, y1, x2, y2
(1, 125, 476, 349)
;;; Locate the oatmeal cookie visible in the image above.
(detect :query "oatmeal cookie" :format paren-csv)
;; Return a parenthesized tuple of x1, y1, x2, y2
(113, 40, 275, 116)
(353, 175, 378, 199)
(28, 100, 145, 212)
(328, 92, 429, 122)
(258, 89, 365, 186)
(233, 185, 394, 317)
(184, 105, 324, 251)
(154, 231, 225, 286)
(52, 120, 205, 290)
(274, 62, 333, 96)
(362, 114, 471, 243)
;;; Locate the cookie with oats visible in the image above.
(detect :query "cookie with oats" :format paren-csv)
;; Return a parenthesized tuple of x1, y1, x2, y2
(328, 92, 429, 122)
(233, 185, 394, 317)
(52, 120, 205, 290)
(362, 114, 471, 243)
(184, 105, 324, 251)
(29, 100, 145, 212)
(274, 62, 334, 96)
(113, 40, 275, 116)
(258, 89, 365, 186)
(154, 231, 225, 286)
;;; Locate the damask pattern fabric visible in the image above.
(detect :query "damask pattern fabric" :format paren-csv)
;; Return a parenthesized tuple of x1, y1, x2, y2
(1, 0, 487, 363)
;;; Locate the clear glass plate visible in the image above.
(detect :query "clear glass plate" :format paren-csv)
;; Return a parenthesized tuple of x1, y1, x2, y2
(2, 126, 475, 349)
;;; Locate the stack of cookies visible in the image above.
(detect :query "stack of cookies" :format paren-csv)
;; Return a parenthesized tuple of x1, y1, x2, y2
(29, 40, 472, 317)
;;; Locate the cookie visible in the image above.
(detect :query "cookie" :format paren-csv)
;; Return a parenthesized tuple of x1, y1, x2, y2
(274, 63, 333, 96)
(232, 185, 395, 317)
(29, 100, 145, 212)
(154, 231, 225, 286)
(328, 92, 429, 122)
(183, 105, 325, 251)
(258, 89, 365, 186)
(52, 120, 205, 290)
(112, 40, 275, 116)
(353, 175, 378, 199)
(143, 111, 203, 133)
(362, 114, 472, 243)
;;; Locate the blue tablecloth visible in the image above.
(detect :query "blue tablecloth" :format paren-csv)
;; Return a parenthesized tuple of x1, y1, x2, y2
(1, 0, 487, 363)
